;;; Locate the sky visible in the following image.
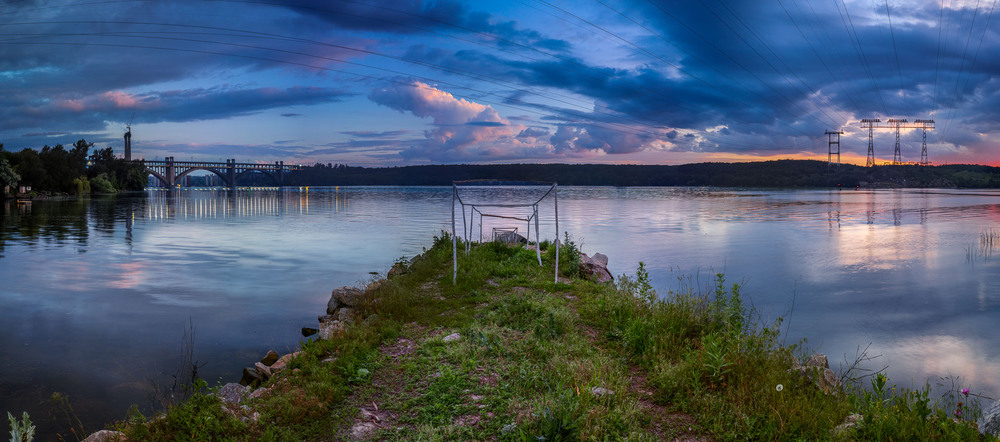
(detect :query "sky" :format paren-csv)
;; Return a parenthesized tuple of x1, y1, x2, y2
(0, 0, 998, 167)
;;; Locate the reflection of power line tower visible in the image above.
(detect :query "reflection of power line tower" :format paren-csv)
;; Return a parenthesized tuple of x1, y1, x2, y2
(825, 130, 844, 166)
(856, 118, 935, 166)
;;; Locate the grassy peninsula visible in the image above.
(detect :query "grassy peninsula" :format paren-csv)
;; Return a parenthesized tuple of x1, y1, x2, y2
(105, 234, 994, 441)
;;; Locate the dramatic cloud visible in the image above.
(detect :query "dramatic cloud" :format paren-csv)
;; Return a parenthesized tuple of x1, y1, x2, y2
(2, 0, 999, 165)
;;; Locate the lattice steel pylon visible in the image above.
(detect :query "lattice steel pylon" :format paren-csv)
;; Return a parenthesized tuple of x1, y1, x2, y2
(887, 119, 907, 165)
(825, 130, 844, 166)
(860, 119, 880, 167)
(914, 119, 935, 165)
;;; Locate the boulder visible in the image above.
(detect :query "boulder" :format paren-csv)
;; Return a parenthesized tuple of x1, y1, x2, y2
(240, 367, 262, 386)
(319, 320, 347, 340)
(331, 286, 365, 307)
(301, 327, 319, 337)
(260, 350, 279, 366)
(981, 399, 1000, 436)
(443, 333, 462, 343)
(254, 361, 272, 379)
(579, 252, 613, 283)
(789, 353, 840, 394)
(590, 252, 609, 267)
(326, 296, 340, 315)
(336, 307, 356, 324)
(270, 351, 301, 373)
(82, 430, 128, 442)
(216, 383, 249, 406)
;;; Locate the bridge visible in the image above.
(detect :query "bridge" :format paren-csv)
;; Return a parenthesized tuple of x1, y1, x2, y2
(143, 157, 301, 187)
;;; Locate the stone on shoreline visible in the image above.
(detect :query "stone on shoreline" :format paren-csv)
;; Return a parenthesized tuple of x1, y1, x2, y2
(254, 361, 272, 379)
(789, 353, 840, 394)
(331, 286, 365, 307)
(579, 252, 613, 283)
(270, 351, 301, 373)
(319, 320, 347, 340)
(216, 383, 249, 406)
(240, 367, 262, 386)
(260, 350, 279, 366)
(301, 327, 319, 337)
(981, 399, 1000, 436)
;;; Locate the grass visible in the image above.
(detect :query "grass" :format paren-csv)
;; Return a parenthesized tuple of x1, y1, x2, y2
(105, 232, 997, 441)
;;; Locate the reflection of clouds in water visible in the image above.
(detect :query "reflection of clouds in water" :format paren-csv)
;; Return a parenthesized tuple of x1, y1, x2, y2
(145, 291, 214, 308)
(878, 335, 999, 396)
(834, 224, 934, 272)
(109, 261, 146, 290)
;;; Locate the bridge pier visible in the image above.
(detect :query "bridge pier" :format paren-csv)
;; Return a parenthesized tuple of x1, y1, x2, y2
(226, 159, 236, 188)
(165, 157, 176, 187)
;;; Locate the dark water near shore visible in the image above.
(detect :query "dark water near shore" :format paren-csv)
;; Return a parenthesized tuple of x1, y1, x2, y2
(1, 186, 998, 437)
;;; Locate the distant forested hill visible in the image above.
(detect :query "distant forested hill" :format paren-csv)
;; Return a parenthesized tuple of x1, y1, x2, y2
(286, 160, 1000, 188)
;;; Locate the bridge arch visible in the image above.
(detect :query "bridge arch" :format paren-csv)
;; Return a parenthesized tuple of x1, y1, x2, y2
(145, 168, 171, 187)
(235, 169, 282, 186)
(175, 167, 231, 186)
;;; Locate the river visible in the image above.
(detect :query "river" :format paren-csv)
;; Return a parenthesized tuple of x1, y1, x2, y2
(1, 186, 998, 437)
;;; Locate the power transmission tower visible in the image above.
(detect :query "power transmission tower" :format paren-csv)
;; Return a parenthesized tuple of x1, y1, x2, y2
(887, 118, 907, 165)
(860, 119, 880, 167)
(825, 130, 844, 167)
(914, 119, 935, 165)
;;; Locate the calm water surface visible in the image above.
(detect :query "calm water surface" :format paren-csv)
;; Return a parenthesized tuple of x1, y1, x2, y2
(1, 186, 998, 437)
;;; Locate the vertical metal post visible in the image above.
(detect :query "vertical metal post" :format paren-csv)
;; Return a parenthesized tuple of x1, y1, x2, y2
(462, 204, 468, 253)
(893, 121, 902, 165)
(534, 204, 541, 266)
(452, 185, 457, 284)
(554, 183, 559, 284)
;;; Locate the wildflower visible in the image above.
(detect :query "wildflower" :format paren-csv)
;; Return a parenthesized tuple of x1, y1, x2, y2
(962, 388, 970, 396)
(775, 384, 783, 392)
(954, 408, 963, 418)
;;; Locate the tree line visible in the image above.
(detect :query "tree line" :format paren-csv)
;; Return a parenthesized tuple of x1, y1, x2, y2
(0, 140, 147, 196)
(285, 160, 1000, 188)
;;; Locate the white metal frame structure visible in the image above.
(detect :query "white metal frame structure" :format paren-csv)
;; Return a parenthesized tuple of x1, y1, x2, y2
(451, 180, 559, 284)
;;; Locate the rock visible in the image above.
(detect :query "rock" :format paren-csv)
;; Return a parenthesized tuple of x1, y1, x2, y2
(494, 230, 527, 244)
(261, 350, 279, 366)
(590, 252, 609, 267)
(336, 307, 356, 324)
(254, 361, 272, 379)
(319, 320, 347, 340)
(579, 252, 613, 283)
(981, 399, 1000, 436)
(326, 295, 340, 315)
(318, 314, 334, 323)
(240, 367, 262, 386)
(301, 327, 319, 337)
(790, 353, 840, 394)
(831, 413, 863, 437)
(331, 286, 365, 307)
(216, 383, 249, 406)
(270, 351, 301, 373)
(248, 386, 269, 401)
(443, 333, 462, 343)
(82, 430, 128, 442)
(590, 386, 615, 397)
(805, 353, 829, 369)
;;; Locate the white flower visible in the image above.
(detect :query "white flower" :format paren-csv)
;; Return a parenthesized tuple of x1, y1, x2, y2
(776, 384, 784, 392)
